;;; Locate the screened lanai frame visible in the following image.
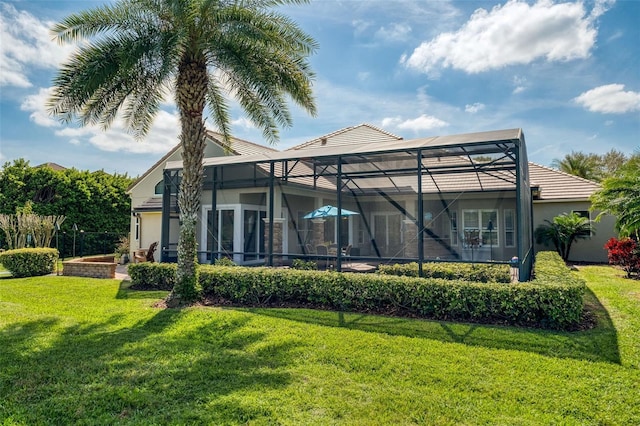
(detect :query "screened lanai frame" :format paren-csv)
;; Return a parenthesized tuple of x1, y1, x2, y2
(161, 128, 534, 281)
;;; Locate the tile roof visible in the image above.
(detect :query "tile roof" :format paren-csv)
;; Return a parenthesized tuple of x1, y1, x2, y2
(167, 128, 524, 170)
(287, 123, 403, 151)
(529, 162, 600, 201)
(36, 162, 67, 171)
(205, 130, 278, 156)
(127, 131, 277, 192)
(150, 127, 599, 202)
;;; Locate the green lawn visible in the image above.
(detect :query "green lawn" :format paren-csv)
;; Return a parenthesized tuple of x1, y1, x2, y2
(0, 266, 638, 425)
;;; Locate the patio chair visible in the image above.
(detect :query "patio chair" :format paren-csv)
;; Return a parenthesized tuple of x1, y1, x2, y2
(342, 244, 352, 267)
(305, 243, 315, 256)
(315, 245, 331, 269)
(134, 241, 158, 263)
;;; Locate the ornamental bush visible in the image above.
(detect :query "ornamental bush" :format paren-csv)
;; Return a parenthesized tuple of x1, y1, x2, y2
(129, 251, 584, 329)
(0, 248, 58, 277)
(128, 262, 177, 290)
(291, 259, 318, 270)
(377, 262, 510, 283)
(604, 237, 640, 278)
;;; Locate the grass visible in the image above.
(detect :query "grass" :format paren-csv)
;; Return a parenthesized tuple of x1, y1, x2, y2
(0, 266, 638, 424)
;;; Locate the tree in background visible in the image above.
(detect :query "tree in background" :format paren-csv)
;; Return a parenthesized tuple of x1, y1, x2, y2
(551, 149, 630, 182)
(551, 151, 603, 181)
(600, 149, 628, 177)
(0, 160, 133, 243)
(48, 0, 317, 305)
(535, 212, 593, 262)
(591, 153, 640, 238)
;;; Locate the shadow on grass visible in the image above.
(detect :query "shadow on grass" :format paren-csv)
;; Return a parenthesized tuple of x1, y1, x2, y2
(0, 306, 296, 423)
(241, 287, 621, 365)
(115, 280, 168, 300)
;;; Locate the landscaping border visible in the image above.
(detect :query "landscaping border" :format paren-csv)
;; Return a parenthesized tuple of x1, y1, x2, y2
(128, 251, 584, 329)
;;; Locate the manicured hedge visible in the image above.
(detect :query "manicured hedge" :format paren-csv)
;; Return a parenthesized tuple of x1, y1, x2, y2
(129, 251, 584, 329)
(377, 261, 511, 283)
(128, 262, 176, 290)
(529, 251, 586, 327)
(0, 248, 58, 277)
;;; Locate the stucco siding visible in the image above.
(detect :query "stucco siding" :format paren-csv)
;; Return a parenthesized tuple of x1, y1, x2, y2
(131, 212, 162, 261)
(532, 201, 615, 263)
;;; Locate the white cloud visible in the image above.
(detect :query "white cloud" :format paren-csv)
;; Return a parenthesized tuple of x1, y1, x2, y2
(0, 3, 75, 88)
(402, 0, 612, 76)
(231, 116, 255, 130)
(375, 23, 412, 42)
(21, 86, 180, 154)
(574, 84, 640, 114)
(512, 75, 528, 94)
(351, 19, 372, 35)
(465, 102, 485, 114)
(20, 88, 60, 127)
(590, 0, 616, 19)
(382, 114, 449, 132)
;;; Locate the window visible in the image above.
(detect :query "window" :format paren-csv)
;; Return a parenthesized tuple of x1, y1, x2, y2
(572, 210, 592, 236)
(297, 211, 311, 244)
(154, 180, 163, 195)
(450, 211, 458, 246)
(504, 209, 515, 247)
(462, 209, 499, 247)
(134, 215, 140, 240)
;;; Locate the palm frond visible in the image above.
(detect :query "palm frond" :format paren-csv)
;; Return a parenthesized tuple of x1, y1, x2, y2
(205, 78, 233, 152)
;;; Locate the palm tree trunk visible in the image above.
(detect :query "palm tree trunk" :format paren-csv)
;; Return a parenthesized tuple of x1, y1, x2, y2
(168, 55, 208, 306)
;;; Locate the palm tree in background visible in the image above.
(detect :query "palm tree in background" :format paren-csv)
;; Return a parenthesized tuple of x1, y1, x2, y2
(48, 0, 317, 304)
(551, 151, 602, 181)
(534, 212, 593, 261)
(591, 153, 640, 238)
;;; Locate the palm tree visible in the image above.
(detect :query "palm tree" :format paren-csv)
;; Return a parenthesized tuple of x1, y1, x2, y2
(551, 151, 602, 181)
(48, 0, 317, 305)
(534, 212, 593, 261)
(591, 153, 640, 238)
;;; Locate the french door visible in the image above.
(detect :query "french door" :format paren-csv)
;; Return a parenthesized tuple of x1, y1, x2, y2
(372, 213, 402, 257)
(202, 204, 266, 264)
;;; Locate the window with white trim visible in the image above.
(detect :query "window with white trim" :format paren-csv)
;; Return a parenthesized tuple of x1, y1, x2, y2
(297, 211, 311, 244)
(462, 209, 499, 247)
(504, 209, 515, 247)
(450, 211, 458, 246)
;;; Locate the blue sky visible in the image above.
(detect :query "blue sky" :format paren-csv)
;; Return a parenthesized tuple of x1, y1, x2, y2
(1, 0, 638, 177)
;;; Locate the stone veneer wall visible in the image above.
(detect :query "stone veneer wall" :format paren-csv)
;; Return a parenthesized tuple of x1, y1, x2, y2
(263, 218, 285, 265)
(63, 256, 117, 279)
(311, 219, 326, 247)
(403, 220, 418, 258)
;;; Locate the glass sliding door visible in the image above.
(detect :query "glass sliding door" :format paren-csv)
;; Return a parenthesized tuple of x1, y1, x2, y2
(206, 208, 235, 261)
(373, 213, 402, 257)
(203, 203, 267, 264)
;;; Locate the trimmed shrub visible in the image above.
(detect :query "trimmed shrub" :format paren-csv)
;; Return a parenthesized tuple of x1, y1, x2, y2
(128, 262, 177, 290)
(197, 251, 583, 329)
(291, 259, 318, 270)
(131, 251, 584, 329)
(0, 248, 58, 277)
(530, 251, 585, 328)
(213, 257, 237, 267)
(378, 262, 510, 283)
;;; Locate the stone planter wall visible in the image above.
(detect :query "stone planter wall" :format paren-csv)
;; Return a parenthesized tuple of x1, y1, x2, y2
(63, 256, 117, 279)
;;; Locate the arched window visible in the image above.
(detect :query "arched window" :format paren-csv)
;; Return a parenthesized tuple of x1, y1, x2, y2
(154, 180, 163, 195)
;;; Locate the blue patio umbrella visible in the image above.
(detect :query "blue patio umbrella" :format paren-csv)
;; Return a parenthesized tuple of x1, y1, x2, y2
(303, 205, 359, 219)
